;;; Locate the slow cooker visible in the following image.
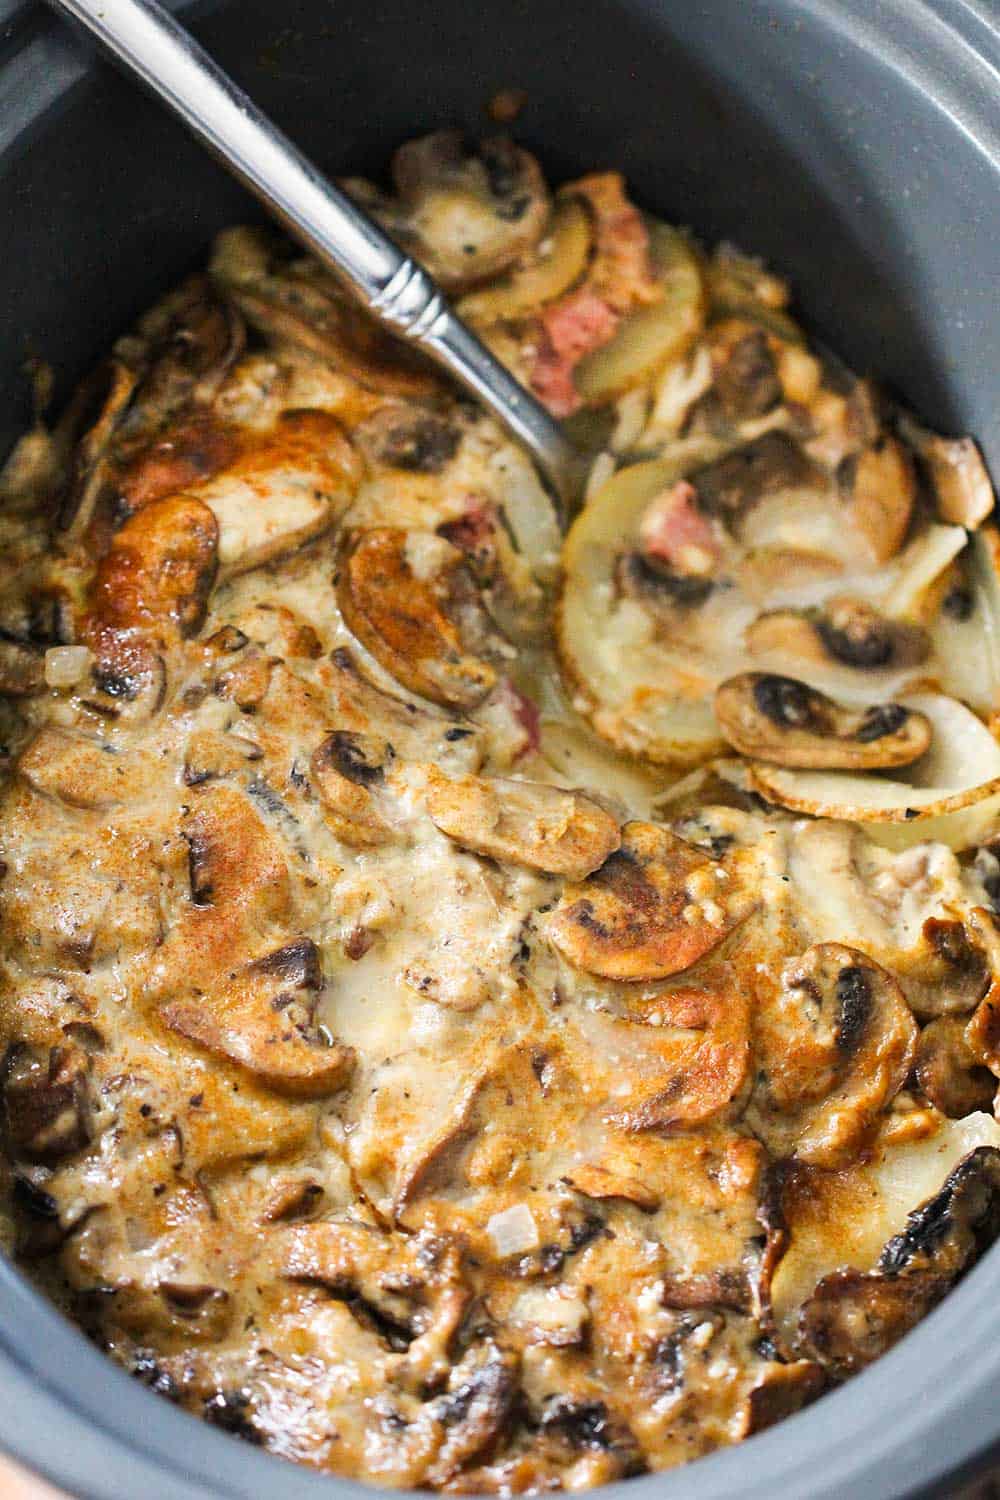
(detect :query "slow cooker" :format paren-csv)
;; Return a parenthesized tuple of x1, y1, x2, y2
(0, 1, 998, 1494)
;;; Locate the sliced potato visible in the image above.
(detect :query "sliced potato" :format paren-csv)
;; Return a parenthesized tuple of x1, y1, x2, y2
(558, 447, 731, 767)
(750, 693, 1000, 849)
(573, 223, 706, 404)
(456, 198, 592, 324)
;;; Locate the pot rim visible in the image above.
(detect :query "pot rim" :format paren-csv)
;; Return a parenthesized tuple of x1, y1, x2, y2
(1, 1, 1000, 1497)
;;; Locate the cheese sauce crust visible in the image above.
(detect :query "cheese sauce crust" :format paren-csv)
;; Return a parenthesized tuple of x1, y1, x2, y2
(0, 134, 999, 1491)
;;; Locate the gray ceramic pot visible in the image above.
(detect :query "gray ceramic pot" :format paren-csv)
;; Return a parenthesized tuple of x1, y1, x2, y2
(0, 1, 998, 1495)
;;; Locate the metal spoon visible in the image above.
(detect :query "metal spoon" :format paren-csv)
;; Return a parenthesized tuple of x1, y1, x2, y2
(45, 0, 584, 515)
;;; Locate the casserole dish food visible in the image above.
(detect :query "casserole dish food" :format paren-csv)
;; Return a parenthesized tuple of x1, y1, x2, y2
(1, 2, 1000, 1498)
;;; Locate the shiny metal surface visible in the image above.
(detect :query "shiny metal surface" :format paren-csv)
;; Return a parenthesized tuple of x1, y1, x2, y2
(44, 0, 582, 512)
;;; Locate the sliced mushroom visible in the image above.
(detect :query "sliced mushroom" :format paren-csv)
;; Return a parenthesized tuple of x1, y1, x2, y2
(797, 1268, 941, 1381)
(160, 938, 354, 1100)
(752, 944, 917, 1169)
(194, 409, 361, 578)
(210, 226, 439, 396)
(354, 405, 462, 474)
(424, 769, 620, 880)
(310, 731, 395, 847)
(689, 431, 819, 530)
(58, 277, 245, 540)
(336, 528, 501, 709)
(568, 967, 752, 1130)
(706, 319, 783, 423)
(564, 1162, 660, 1213)
(914, 1017, 996, 1117)
(16, 728, 159, 810)
(836, 435, 916, 563)
(892, 917, 991, 1018)
(2, 1043, 91, 1162)
(155, 789, 353, 1097)
(746, 600, 929, 674)
(714, 674, 931, 770)
(899, 415, 995, 530)
(798, 1147, 1000, 1378)
(749, 694, 1000, 851)
(737, 1361, 825, 1437)
(88, 494, 219, 639)
(321, 647, 485, 773)
(548, 820, 754, 981)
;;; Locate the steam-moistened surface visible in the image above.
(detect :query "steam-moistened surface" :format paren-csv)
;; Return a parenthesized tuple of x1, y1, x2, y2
(1, 132, 1000, 1492)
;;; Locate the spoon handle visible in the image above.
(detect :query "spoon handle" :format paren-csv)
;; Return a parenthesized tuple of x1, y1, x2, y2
(46, 0, 581, 509)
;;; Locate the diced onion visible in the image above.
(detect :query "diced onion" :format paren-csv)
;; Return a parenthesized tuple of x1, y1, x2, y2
(44, 645, 92, 690)
(486, 1203, 539, 1256)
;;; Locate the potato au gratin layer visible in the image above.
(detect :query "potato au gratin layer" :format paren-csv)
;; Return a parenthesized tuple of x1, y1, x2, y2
(1, 132, 1000, 1491)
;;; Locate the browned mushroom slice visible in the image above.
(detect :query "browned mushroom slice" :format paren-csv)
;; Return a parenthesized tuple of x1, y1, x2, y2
(210, 226, 439, 396)
(747, 598, 930, 673)
(310, 731, 395, 847)
(689, 431, 820, 531)
(798, 1147, 1000, 1379)
(155, 789, 352, 1096)
(737, 1361, 825, 1437)
(890, 917, 991, 1017)
(354, 405, 462, 474)
(753, 944, 917, 1169)
(16, 728, 159, 810)
(914, 1017, 996, 1117)
(2, 1043, 91, 1162)
(836, 435, 916, 563)
(714, 674, 931, 769)
(59, 276, 245, 540)
(161, 934, 354, 1099)
(797, 1266, 942, 1381)
(88, 494, 219, 639)
(549, 820, 754, 982)
(899, 415, 995, 529)
(321, 648, 485, 773)
(336, 528, 500, 709)
(380, 131, 550, 289)
(564, 1163, 659, 1212)
(425, 769, 620, 880)
(194, 409, 361, 578)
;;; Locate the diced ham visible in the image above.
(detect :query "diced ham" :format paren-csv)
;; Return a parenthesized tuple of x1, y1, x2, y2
(531, 289, 619, 417)
(528, 174, 658, 417)
(570, 171, 659, 312)
(438, 499, 496, 567)
(639, 480, 721, 577)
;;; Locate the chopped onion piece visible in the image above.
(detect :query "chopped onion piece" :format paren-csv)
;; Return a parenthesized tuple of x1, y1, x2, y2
(486, 1203, 539, 1256)
(44, 645, 92, 689)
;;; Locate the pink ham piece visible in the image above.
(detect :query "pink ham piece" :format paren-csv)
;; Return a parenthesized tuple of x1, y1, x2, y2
(531, 289, 619, 417)
(639, 480, 721, 576)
